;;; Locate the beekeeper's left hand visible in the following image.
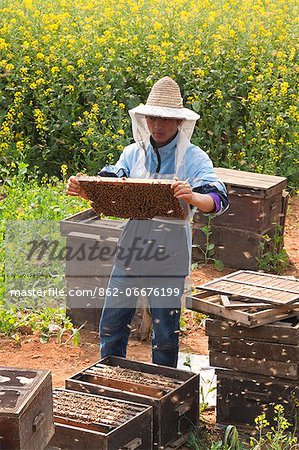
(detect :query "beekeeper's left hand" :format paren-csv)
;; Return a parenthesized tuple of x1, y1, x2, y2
(171, 178, 194, 204)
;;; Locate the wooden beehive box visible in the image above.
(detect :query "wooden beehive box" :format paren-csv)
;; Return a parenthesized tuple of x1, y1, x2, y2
(60, 209, 126, 330)
(65, 356, 199, 449)
(193, 168, 288, 269)
(76, 176, 188, 220)
(186, 271, 299, 328)
(206, 317, 299, 379)
(0, 367, 54, 450)
(48, 388, 152, 450)
(216, 368, 299, 434)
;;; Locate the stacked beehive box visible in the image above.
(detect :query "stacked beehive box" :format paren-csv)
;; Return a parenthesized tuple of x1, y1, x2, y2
(48, 388, 153, 450)
(0, 367, 54, 450)
(186, 271, 299, 432)
(60, 209, 126, 330)
(65, 356, 200, 449)
(193, 168, 288, 269)
(206, 318, 299, 431)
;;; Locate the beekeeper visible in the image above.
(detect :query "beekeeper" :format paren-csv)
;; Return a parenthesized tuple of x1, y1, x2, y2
(67, 76, 228, 367)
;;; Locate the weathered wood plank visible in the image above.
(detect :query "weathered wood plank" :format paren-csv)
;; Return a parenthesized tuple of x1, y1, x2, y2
(210, 351, 298, 379)
(205, 318, 299, 344)
(219, 295, 231, 307)
(186, 296, 252, 326)
(187, 293, 298, 327)
(214, 168, 287, 194)
(208, 336, 299, 362)
(199, 279, 299, 305)
(83, 372, 165, 399)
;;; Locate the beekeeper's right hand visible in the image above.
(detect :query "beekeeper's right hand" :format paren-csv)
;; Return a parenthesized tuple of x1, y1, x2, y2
(66, 175, 88, 200)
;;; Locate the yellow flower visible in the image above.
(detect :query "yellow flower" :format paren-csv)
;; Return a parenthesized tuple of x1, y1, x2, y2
(16, 141, 25, 152)
(215, 89, 223, 100)
(65, 85, 75, 92)
(61, 164, 68, 177)
(36, 78, 45, 86)
(153, 22, 162, 31)
(5, 63, 14, 72)
(280, 82, 289, 95)
(194, 68, 204, 77)
(51, 66, 60, 74)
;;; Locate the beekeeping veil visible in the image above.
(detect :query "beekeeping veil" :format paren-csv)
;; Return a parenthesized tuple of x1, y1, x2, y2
(113, 78, 202, 278)
(128, 77, 200, 180)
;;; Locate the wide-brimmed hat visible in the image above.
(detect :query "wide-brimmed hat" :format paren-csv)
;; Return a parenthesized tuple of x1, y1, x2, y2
(129, 76, 200, 121)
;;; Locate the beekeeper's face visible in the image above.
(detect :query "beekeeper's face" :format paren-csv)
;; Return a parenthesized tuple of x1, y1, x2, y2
(146, 116, 181, 146)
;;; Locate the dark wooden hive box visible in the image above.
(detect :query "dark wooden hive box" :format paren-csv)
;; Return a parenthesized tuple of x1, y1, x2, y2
(65, 356, 199, 449)
(192, 224, 278, 270)
(193, 168, 288, 270)
(186, 271, 299, 330)
(216, 368, 298, 434)
(48, 388, 152, 450)
(0, 367, 54, 450)
(60, 209, 126, 330)
(206, 317, 299, 380)
(194, 168, 288, 233)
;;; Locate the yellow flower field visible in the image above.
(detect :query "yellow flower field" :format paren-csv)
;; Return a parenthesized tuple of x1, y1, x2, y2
(0, 0, 298, 188)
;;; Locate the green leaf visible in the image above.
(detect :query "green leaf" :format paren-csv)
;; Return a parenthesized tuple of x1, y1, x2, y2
(40, 334, 49, 343)
(214, 259, 224, 271)
(200, 225, 211, 237)
(192, 101, 201, 113)
(207, 243, 215, 251)
(72, 329, 81, 347)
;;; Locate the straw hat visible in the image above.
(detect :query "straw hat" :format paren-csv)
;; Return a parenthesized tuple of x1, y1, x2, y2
(129, 76, 200, 121)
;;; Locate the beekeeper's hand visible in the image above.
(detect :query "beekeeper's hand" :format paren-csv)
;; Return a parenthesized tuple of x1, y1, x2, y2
(66, 175, 88, 200)
(171, 177, 215, 213)
(171, 177, 194, 204)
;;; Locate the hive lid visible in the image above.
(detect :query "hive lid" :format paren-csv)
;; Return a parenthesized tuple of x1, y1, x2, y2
(0, 367, 50, 416)
(187, 271, 299, 328)
(60, 208, 126, 237)
(76, 176, 187, 220)
(215, 168, 287, 197)
(200, 270, 299, 305)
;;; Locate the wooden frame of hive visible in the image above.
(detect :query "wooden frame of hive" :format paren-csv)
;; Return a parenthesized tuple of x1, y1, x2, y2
(76, 176, 187, 220)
